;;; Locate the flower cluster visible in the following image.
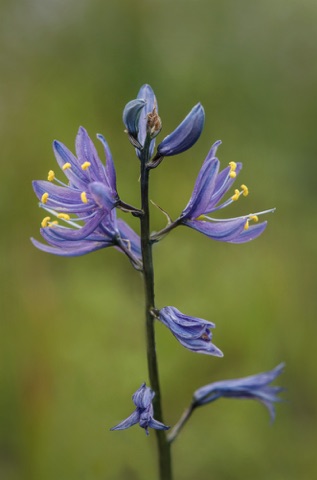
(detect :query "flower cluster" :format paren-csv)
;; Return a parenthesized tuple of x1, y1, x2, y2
(32, 84, 284, 445)
(32, 127, 142, 269)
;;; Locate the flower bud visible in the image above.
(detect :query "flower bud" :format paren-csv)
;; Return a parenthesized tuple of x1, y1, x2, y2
(122, 99, 146, 146)
(157, 103, 205, 157)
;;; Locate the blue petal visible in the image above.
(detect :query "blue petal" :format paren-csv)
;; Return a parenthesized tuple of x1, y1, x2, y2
(137, 84, 157, 158)
(97, 134, 117, 195)
(157, 103, 205, 157)
(75, 127, 108, 183)
(31, 237, 111, 256)
(181, 158, 220, 219)
(110, 410, 140, 431)
(183, 217, 246, 242)
(53, 140, 87, 189)
(33, 180, 93, 213)
(228, 221, 268, 244)
(122, 99, 146, 137)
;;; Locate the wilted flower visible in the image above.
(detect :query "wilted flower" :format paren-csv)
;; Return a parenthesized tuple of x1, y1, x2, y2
(193, 363, 285, 422)
(32, 127, 142, 268)
(157, 307, 223, 356)
(178, 140, 275, 243)
(111, 383, 169, 435)
(156, 103, 205, 158)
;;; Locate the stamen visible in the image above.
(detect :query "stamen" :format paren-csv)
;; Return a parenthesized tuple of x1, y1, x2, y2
(244, 221, 249, 230)
(249, 215, 259, 223)
(231, 189, 240, 201)
(57, 213, 71, 220)
(196, 215, 206, 221)
(241, 184, 249, 197)
(81, 161, 91, 170)
(41, 192, 49, 204)
(41, 216, 51, 228)
(81, 191, 88, 204)
(48, 221, 59, 227)
(229, 161, 237, 171)
(62, 163, 72, 171)
(48, 170, 55, 181)
(229, 171, 237, 178)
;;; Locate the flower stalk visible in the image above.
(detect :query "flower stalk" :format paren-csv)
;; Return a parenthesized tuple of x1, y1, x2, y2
(139, 137, 173, 480)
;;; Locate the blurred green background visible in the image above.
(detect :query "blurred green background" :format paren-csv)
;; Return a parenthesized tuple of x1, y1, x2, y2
(1, 0, 316, 479)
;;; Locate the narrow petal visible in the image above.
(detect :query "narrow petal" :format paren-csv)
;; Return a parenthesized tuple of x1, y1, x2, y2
(97, 134, 117, 194)
(157, 103, 205, 157)
(110, 410, 140, 431)
(228, 221, 268, 244)
(31, 237, 111, 256)
(33, 180, 93, 213)
(75, 127, 108, 183)
(137, 84, 157, 157)
(181, 158, 220, 219)
(44, 211, 105, 241)
(183, 217, 246, 242)
(53, 140, 87, 188)
(122, 99, 146, 137)
(116, 218, 142, 259)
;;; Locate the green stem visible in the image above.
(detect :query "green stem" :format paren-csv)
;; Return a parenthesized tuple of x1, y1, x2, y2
(139, 140, 173, 480)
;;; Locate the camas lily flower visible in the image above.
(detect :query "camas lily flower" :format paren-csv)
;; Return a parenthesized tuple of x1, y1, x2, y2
(151, 140, 274, 243)
(179, 140, 275, 243)
(156, 307, 223, 357)
(110, 383, 169, 435)
(32, 127, 142, 268)
(193, 363, 285, 422)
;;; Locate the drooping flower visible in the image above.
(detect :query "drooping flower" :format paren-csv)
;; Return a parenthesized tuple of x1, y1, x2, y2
(193, 363, 285, 422)
(110, 383, 170, 435)
(32, 127, 142, 268)
(178, 140, 274, 243)
(156, 103, 205, 158)
(157, 307, 223, 357)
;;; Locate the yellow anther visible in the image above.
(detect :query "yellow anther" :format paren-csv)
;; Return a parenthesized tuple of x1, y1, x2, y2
(231, 189, 240, 201)
(41, 216, 51, 228)
(81, 161, 91, 170)
(229, 171, 237, 178)
(229, 161, 237, 171)
(241, 184, 249, 197)
(244, 221, 250, 230)
(62, 162, 71, 171)
(57, 213, 70, 221)
(41, 192, 49, 204)
(196, 215, 206, 221)
(48, 221, 58, 227)
(250, 215, 259, 223)
(81, 191, 88, 204)
(47, 170, 55, 181)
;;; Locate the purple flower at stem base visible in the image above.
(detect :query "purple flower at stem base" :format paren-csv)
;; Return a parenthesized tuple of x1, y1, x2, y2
(110, 383, 170, 436)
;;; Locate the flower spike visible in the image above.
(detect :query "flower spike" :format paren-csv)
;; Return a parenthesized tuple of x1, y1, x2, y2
(111, 383, 169, 435)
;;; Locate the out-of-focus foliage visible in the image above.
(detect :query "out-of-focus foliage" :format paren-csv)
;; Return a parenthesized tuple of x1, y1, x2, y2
(1, 1, 316, 479)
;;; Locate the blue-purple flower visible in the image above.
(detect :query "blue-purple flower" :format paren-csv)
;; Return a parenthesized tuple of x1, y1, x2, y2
(32, 127, 142, 268)
(157, 307, 223, 357)
(110, 383, 169, 435)
(135, 84, 159, 158)
(178, 140, 274, 243)
(193, 363, 285, 422)
(156, 103, 205, 158)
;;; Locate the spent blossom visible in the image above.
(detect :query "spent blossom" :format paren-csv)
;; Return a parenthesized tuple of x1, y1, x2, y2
(111, 383, 169, 435)
(193, 363, 285, 422)
(156, 306, 223, 357)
